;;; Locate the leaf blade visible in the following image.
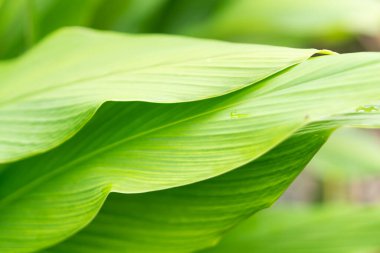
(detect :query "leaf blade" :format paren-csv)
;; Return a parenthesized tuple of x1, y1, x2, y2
(2, 51, 380, 252)
(0, 28, 323, 163)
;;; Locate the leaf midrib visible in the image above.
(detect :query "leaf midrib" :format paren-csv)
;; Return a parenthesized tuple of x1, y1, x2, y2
(0, 95, 278, 209)
(0, 52, 339, 210)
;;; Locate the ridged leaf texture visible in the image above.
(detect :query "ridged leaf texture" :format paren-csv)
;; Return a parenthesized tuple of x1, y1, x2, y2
(1, 28, 380, 253)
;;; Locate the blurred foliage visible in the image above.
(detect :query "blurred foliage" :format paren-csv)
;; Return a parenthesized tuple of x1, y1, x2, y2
(186, 0, 380, 48)
(1, 0, 379, 59)
(200, 205, 380, 253)
(279, 128, 380, 204)
(309, 128, 380, 179)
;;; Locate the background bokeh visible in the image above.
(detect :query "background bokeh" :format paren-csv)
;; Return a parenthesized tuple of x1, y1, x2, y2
(2, 0, 380, 59)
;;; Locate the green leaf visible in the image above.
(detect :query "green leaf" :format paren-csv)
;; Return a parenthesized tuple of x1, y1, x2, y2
(41, 129, 331, 253)
(0, 27, 323, 163)
(200, 205, 380, 253)
(1, 46, 380, 252)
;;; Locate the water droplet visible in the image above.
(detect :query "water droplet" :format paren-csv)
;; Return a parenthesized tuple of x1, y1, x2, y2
(355, 105, 380, 113)
(230, 111, 250, 119)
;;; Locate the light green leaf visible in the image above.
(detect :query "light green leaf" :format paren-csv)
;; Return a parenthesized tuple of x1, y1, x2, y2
(1, 48, 380, 252)
(201, 205, 380, 253)
(0, 27, 322, 163)
(41, 129, 331, 253)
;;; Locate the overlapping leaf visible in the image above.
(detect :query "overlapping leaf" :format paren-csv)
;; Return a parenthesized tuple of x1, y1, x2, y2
(41, 128, 331, 253)
(0, 27, 322, 163)
(1, 29, 380, 253)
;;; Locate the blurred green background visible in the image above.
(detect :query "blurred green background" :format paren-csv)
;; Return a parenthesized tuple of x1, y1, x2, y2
(1, 0, 380, 252)
(1, 0, 380, 59)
